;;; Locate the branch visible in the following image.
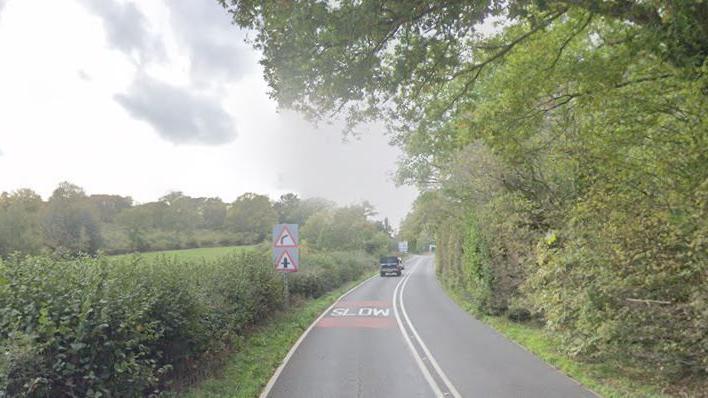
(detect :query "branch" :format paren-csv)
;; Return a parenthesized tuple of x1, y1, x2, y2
(545, 12, 593, 71)
(625, 298, 673, 305)
(437, 8, 569, 115)
(614, 73, 673, 89)
(450, 8, 568, 82)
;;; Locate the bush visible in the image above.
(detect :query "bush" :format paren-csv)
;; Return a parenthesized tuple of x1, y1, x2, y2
(288, 251, 374, 298)
(0, 249, 373, 396)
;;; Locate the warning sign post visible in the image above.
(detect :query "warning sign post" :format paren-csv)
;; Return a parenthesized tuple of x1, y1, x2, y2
(273, 224, 299, 308)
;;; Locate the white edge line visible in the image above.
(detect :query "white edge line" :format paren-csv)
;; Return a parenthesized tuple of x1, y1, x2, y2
(400, 258, 463, 398)
(393, 259, 445, 397)
(259, 273, 378, 398)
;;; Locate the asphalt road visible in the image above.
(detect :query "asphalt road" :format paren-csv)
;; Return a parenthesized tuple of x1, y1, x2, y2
(263, 255, 595, 398)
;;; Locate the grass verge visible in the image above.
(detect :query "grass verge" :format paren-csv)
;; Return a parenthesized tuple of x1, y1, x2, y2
(444, 288, 673, 398)
(180, 273, 374, 398)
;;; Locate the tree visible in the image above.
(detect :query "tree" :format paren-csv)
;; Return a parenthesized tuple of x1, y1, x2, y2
(42, 182, 102, 255)
(301, 203, 391, 254)
(199, 197, 227, 229)
(226, 193, 277, 244)
(87, 194, 132, 223)
(0, 189, 43, 257)
(219, 0, 706, 135)
(159, 192, 201, 233)
(274, 193, 302, 224)
(217, 0, 708, 379)
(115, 206, 154, 251)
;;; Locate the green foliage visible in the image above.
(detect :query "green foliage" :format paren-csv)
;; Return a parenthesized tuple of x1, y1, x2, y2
(226, 193, 278, 244)
(0, 190, 43, 257)
(244, 1, 707, 388)
(0, 249, 373, 396)
(220, 0, 706, 132)
(0, 183, 392, 259)
(42, 182, 102, 255)
(288, 251, 374, 299)
(301, 203, 392, 256)
(111, 245, 253, 263)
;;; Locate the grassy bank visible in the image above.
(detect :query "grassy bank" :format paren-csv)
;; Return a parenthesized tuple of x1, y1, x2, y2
(181, 273, 373, 398)
(444, 288, 675, 398)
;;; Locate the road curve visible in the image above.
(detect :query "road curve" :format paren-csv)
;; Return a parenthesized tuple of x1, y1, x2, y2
(263, 255, 595, 398)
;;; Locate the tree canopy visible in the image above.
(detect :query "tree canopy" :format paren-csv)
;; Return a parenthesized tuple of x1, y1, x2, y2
(220, 0, 706, 133)
(217, 0, 707, 389)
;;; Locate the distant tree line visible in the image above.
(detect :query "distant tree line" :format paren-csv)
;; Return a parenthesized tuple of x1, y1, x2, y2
(0, 182, 394, 257)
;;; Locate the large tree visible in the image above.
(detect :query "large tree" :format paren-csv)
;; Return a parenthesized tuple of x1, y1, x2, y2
(219, 0, 707, 383)
(42, 182, 102, 255)
(226, 193, 277, 243)
(0, 189, 44, 257)
(219, 0, 706, 134)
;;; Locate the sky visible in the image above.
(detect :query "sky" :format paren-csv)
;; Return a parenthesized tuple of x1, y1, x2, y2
(0, 0, 417, 227)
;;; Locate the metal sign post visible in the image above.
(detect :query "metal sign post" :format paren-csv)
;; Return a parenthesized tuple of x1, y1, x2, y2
(283, 273, 289, 309)
(273, 224, 299, 308)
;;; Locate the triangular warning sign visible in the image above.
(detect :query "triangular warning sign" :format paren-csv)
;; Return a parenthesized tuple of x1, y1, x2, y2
(274, 226, 297, 247)
(275, 250, 298, 271)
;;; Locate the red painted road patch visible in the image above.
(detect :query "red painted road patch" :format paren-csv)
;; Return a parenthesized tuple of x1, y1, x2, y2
(316, 300, 394, 329)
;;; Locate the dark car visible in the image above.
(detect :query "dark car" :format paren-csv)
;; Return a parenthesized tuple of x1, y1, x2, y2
(380, 256, 402, 277)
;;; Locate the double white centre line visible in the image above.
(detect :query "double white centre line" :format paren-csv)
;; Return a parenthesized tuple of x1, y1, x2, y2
(393, 257, 462, 398)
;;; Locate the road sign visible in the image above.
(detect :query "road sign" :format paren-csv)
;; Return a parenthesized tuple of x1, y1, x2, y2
(273, 224, 299, 308)
(273, 247, 299, 272)
(273, 224, 299, 272)
(273, 224, 298, 247)
(398, 241, 409, 253)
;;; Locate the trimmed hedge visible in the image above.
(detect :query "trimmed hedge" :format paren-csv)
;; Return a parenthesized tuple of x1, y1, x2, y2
(0, 249, 373, 397)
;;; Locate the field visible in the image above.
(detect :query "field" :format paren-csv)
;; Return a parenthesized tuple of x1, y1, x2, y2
(111, 245, 256, 262)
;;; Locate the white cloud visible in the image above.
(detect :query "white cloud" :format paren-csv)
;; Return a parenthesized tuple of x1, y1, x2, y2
(166, 0, 254, 85)
(115, 73, 237, 145)
(77, 0, 165, 64)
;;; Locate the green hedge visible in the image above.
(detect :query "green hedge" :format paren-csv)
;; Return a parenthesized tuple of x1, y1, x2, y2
(0, 249, 374, 397)
(434, 191, 706, 382)
(288, 251, 372, 299)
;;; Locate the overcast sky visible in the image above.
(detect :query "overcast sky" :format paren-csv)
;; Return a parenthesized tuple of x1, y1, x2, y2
(0, 0, 417, 227)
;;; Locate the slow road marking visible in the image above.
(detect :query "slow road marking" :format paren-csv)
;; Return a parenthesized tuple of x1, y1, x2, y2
(317, 300, 394, 329)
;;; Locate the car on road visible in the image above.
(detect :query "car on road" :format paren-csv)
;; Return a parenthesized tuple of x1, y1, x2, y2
(380, 256, 402, 277)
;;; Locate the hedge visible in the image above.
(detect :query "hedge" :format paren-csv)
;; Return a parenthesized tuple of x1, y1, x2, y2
(0, 249, 374, 397)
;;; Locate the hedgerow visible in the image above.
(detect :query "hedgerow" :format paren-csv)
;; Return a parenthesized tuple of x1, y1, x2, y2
(0, 249, 373, 397)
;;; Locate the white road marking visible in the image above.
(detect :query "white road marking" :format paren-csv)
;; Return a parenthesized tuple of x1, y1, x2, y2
(259, 273, 378, 398)
(392, 258, 444, 397)
(399, 257, 463, 398)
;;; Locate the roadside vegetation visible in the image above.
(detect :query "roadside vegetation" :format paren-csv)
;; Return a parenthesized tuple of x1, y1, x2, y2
(110, 245, 255, 262)
(0, 185, 394, 257)
(0, 190, 393, 396)
(218, 1, 707, 396)
(446, 288, 670, 398)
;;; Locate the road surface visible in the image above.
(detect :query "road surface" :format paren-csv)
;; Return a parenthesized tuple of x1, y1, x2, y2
(263, 255, 595, 398)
